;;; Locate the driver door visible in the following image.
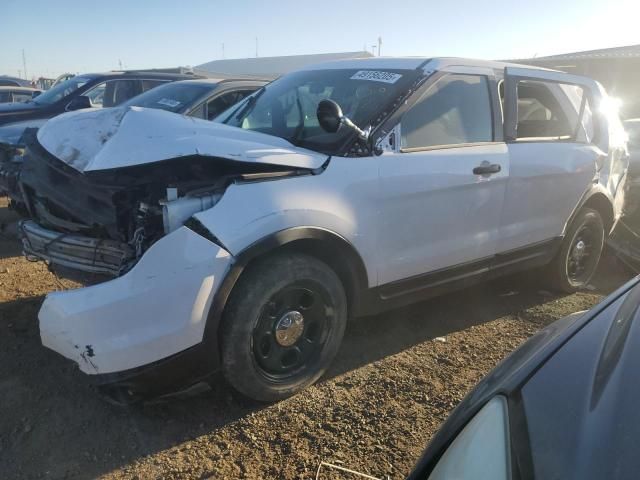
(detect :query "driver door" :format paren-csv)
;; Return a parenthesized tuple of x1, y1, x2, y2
(376, 68, 508, 290)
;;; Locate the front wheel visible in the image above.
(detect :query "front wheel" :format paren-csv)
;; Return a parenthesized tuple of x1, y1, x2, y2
(548, 208, 605, 293)
(220, 253, 347, 402)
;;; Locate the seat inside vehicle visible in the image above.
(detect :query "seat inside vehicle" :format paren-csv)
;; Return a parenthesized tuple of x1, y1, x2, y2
(516, 82, 573, 139)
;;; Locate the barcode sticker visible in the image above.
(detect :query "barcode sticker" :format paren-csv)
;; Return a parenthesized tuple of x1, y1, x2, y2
(157, 98, 181, 108)
(350, 70, 402, 84)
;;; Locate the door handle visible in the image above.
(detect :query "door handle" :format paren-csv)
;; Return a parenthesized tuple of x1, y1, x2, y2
(473, 162, 501, 175)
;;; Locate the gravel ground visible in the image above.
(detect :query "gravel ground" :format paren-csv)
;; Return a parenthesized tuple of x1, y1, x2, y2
(0, 197, 633, 479)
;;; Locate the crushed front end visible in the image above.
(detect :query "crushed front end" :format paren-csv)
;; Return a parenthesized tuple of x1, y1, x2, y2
(16, 109, 321, 401)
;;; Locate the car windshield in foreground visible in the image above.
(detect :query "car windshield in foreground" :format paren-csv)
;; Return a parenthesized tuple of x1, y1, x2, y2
(123, 81, 215, 113)
(32, 76, 93, 106)
(219, 68, 421, 153)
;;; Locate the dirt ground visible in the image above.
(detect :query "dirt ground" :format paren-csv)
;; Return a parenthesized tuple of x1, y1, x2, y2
(0, 196, 634, 480)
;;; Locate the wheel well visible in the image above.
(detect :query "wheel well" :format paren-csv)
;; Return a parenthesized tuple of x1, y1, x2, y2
(582, 193, 614, 233)
(228, 234, 370, 321)
(248, 238, 368, 314)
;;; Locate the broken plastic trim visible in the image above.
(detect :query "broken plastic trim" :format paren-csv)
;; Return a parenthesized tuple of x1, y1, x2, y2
(183, 217, 224, 248)
(19, 220, 135, 276)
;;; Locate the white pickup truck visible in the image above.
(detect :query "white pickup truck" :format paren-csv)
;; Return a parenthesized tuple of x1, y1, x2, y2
(17, 57, 628, 403)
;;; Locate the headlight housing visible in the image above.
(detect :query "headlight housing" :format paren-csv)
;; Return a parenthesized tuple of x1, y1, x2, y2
(428, 396, 511, 480)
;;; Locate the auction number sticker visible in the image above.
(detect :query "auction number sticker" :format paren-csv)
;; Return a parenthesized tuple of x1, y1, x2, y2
(350, 70, 402, 84)
(157, 98, 181, 108)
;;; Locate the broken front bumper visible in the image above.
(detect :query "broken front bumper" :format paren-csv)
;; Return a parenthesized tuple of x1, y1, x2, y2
(38, 226, 233, 379)
(20, 220, 135, 276)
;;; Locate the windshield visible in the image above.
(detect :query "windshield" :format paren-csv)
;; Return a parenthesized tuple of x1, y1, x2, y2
(219, 68, 421, 153)
(122, 81, 214, 113)
(32, 76, 93, 106)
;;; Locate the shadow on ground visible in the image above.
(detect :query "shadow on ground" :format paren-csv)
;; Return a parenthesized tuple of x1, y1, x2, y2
(0, 230, 633, 478)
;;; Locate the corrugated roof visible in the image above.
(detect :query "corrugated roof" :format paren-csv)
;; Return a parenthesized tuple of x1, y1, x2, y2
(196, 51, 374, 77)
(517, 44, 640, 62)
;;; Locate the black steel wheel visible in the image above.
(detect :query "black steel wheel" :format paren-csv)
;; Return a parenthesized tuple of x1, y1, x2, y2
(221, 253, 347, 402)
(549, 208, 605, 292)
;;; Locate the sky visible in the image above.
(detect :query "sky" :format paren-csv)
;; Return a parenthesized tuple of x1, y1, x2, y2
(2, 0, 639, 80)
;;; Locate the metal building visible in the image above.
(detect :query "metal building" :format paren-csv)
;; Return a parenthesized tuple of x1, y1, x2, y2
(515, 44, 640, 119)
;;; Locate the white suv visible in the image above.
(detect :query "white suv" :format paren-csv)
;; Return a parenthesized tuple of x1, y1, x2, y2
(18, 58, 628, 402)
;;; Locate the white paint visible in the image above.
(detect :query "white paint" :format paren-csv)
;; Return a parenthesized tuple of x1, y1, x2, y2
(35, 58, 628, 377)
(194, 155, 380, 286)
(39, 227, 232, 374)
(36, 106, 328, 172)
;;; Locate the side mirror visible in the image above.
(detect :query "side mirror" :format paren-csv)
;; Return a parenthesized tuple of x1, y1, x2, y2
(317, 99, 343, 133)
(65, 95, 92, 111)
(317, 99, 370, 140)
(31, 91, 41, 99)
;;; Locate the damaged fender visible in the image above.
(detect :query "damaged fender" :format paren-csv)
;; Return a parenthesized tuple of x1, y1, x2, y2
(39, 226, 232, 374)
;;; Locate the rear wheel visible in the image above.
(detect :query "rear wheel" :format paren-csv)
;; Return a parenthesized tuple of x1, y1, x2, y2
(221, 253, 347, 402)
(548, 208, 605, 292)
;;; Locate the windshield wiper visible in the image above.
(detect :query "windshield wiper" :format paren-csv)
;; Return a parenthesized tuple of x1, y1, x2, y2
(231, 86, 266, 123)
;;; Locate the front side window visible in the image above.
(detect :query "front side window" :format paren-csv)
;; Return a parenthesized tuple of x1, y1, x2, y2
(83, 83, 106, 107)
(401, 74, 493, 150)
(220, 68, 421, 154)
(206, 89, 255, 120)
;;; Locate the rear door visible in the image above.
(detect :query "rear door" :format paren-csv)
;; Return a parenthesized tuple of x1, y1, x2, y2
(498, 67, 610, 254)
(376, 67, 508, 287)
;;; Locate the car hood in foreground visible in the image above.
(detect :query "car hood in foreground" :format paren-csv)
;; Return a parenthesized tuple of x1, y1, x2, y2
(518, 278, 640, 480)
(37, 106, 329, 173)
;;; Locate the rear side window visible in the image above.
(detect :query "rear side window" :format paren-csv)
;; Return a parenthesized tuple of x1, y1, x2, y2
(515, 81, 593, 142)
(401, 74, 493, 150)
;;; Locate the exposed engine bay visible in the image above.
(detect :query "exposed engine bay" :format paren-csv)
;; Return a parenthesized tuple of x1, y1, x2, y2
(18, 131, 311, 276)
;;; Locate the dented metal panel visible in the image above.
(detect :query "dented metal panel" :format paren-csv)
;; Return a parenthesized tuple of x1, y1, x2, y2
(36, 106, 329, 172)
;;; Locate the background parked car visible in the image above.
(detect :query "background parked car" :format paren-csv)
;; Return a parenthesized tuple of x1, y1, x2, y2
(122, 78, 268, 121)
(0, 86, 41, 104)
(0, 70, 198, 127)
(0, 76, 267, 208)
(408, 275, 640, 480)
(0, 75, 33, 88)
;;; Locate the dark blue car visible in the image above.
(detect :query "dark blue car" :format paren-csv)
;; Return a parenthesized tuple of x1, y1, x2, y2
(410, 275, 640, 480)
(0, 70, 195, 127)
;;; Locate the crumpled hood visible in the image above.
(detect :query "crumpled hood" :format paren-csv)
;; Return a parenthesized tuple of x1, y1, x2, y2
(37, 106, 329, 172)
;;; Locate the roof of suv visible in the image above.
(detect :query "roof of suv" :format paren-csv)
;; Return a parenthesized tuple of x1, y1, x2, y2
(171, 77, 270, 86)
(79, 71, 200, 81)
(301, 56, 553, 72)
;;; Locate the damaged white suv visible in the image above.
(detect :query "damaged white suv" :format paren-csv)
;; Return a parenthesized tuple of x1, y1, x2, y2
(18, 58, 627, 403)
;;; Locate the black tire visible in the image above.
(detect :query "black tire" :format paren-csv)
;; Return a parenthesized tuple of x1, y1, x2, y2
(220, 253, 347, 402)
(548, 208, 605, 293)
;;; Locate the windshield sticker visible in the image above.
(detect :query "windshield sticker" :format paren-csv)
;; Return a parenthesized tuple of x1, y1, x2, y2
(350, 70, 402, 84)
(157, 98, 181, 108)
